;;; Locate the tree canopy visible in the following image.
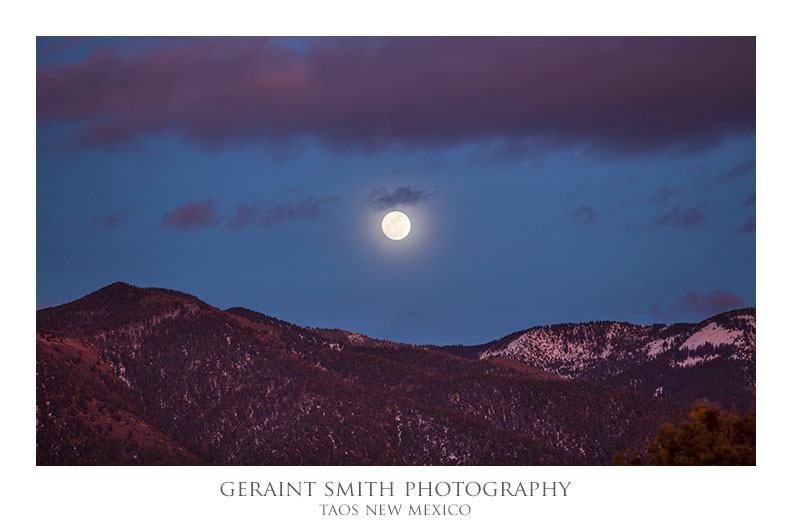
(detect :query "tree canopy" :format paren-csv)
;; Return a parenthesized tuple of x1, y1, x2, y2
(614, 403, 755, 465)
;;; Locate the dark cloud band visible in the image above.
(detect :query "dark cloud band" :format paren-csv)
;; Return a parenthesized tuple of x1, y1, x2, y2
(37, 37, 755, 154)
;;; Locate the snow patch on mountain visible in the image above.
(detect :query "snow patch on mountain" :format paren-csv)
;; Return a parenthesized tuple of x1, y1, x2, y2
(345, 332, 368, 345)
(680, 323, 741, 351)
(671, 353, 720, 368)
(646, 335, 677, 358)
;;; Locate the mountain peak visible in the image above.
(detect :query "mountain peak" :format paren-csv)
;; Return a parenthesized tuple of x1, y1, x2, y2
(37, 281, 212, 335)
(91, 281, 143, 296)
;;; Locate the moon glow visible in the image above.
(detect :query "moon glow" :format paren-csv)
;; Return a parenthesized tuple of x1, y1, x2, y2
(381, 211, 411, 240)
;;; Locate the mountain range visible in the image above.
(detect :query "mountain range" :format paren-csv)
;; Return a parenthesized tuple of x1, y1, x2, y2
(36, 282, 755, 465)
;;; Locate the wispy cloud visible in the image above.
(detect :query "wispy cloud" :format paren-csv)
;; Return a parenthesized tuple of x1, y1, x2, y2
(742, 193, 755, 207)
(648, 187, 678, 204)
(227, 196, 338, 228)
(37, 36, 85, 56)
(570, 205, 597, 225)
(695, 159, 756, 187)
(89, 207, 138, 228)
(669, 290, 746, 317)
(737, 216, 755, 235)
(368, 186, 435, 210)
(718, 159, 755, 182)
(654, 204, 705, 228)
(160, 196, 339, 231)
(160, 200, 223, 231)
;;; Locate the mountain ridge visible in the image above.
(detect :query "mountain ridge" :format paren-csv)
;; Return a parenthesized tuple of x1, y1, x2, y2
(36, 282, 754, 465)
(43, 280, 754, 353)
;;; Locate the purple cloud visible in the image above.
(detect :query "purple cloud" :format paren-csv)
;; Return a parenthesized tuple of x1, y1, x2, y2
(742, 193, 756, 207)
(737, 216, 755, 235)
(695, 159, 756, 187)
(89, 207, 137, 228)
(38, 37, 85, 56)
(368, 186, 435, 210)
(654, 204, 706, 228)
(648, 187, 678, 204)
(226, 196, 338, 228)
(570, 205, 597, 225)
(670, 290, 746, 317)
(160, 200, 223, 231)
(90, 212, 124, 228)
(718, 159, 755, 182)
(37, 37, 755, 154)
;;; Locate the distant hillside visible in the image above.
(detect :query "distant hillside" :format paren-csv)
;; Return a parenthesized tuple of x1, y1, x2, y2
(442, 308, 755, 413)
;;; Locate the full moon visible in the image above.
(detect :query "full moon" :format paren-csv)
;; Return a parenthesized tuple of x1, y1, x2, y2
(381, 211, 411, 240)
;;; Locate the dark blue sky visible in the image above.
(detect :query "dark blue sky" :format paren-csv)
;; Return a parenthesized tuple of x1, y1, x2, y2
(36, 37, 755, 345)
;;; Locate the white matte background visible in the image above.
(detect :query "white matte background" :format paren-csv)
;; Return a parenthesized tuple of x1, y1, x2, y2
(3, 1, 787, 530)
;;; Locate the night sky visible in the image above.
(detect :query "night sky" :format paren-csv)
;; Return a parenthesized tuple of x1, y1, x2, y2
(36, 37, 755, 345)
